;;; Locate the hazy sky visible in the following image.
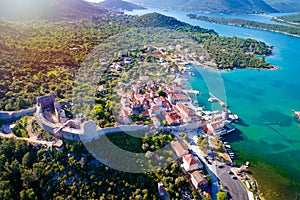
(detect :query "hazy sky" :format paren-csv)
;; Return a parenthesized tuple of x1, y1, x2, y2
(85, 0, 105, 2)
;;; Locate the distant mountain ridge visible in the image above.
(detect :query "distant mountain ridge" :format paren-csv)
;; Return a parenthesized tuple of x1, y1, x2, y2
(0, 0, 106, 20)
(128, 0, 278, 14)
(94, 0, 145, 11)
(264, 0, 300, 12)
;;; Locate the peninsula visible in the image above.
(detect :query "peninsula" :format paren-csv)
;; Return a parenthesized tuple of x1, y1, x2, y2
(187, 14, 300, 38)
(272, 13, 300, 27)
(0, 42, 256, 199)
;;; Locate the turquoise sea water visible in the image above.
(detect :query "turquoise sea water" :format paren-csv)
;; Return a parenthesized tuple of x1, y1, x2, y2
(125, 8, 300, 199)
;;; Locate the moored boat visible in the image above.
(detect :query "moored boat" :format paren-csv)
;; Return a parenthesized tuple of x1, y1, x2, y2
(208, 97, 218, 102)
(294, 110, 300, 120)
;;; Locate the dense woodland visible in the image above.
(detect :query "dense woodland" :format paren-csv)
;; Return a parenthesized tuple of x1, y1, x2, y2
(0, 12, 275, 112)
(0, 132, 197, 199)
(0, 16, 130, 112)
(187, 14, 300, 37)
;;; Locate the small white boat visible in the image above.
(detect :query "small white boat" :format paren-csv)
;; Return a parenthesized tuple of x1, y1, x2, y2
(208, 97, 218, 102)
(294, 111, 300, 120)
(233, 114, 239, 120)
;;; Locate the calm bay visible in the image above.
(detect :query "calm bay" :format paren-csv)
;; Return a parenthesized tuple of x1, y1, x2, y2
(125, 7, 300, 199)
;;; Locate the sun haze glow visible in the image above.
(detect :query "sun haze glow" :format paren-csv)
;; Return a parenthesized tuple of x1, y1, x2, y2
(85, 0, 105, 2)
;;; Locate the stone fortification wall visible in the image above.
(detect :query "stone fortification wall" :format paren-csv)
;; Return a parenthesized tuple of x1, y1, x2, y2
(35, 107, 57, 135)
(0, 108, 36, 121)
(36, 105, 149, 142)
(80, 123, 149, 142)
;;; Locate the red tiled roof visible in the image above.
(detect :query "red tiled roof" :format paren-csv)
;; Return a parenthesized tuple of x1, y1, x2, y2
(210, 121, 224, 129)
(166, 112, 181, 125)
(136, 121, 144, 125)
(176, 103, 194, 115)
(98, 85, 107, 91)
(171, 141, 187, 156)
(150, 52, 163, 58)
(142, 111, 149, 116)
(183, 154, 198, 165)
(191, 171, 208, 185)
(174, 94, 189, 100)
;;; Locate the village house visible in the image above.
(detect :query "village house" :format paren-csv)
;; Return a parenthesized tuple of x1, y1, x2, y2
(97, 85, 107, 92)
(109, 63, 122, 72)
(165, 111, 182, 126)
(207, 121, 225, 135)
(175, 103, 195, 119)
(168, 93, 190, 105)
(182, 154, 203, 172)
(134, 93, 145, 102)
(124, 57, 132, 64)
(190, 171, 208, 189)
(150, 51, 164, 58)
(171, 141, 188, 158)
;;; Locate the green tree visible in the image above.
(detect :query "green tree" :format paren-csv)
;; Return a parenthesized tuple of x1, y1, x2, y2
(217, 191, 228, 200)
(17, 97, 29, 110)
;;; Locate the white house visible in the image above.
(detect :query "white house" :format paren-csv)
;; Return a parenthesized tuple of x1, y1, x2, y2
(182, 154, 203, 172)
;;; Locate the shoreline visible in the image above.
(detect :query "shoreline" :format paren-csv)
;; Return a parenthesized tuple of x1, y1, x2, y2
(187, 59, 279, 73)
(178, 63, 269, 200)
(272, 17, 300, 28)
(186, 15, 300, 38)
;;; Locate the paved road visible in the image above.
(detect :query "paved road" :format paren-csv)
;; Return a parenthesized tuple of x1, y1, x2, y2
(176, 129, 249, 200)
(189, 139, 220, 200)
(171, 128, 220, 200)
(217, 165, 248, 200)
